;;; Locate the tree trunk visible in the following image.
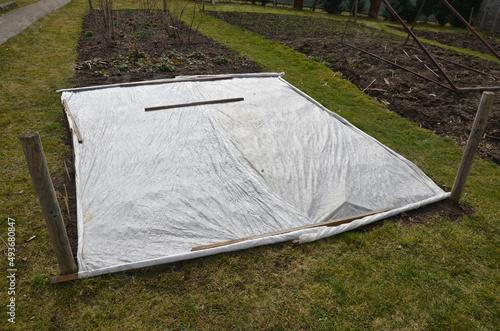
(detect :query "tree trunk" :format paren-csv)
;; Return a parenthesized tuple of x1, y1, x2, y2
(311, 0, 318, 11)
(369, 0, 382, 19)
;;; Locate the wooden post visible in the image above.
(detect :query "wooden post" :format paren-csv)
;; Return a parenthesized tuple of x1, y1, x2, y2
(467, 7, 474, 34)
(450, 92, 495, 204)
(469, 7, 474, 25)
(354, 0, 358, 23)
(88, 0, 92, 10)
(20, 132, 78, 275)
(491, 8, 500, 33)
(480, 6, 489, 30)
(163, 0, 166, 14)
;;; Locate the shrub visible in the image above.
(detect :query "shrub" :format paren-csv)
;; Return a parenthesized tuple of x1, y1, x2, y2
(448, 0, 482, 28)
(189, 51, 206, 60)
(320, 0, 345, 14)
(383, 0, 417, 22)
(214, 56, 230, 65)
(155, 60, 176, 72)
(320, 0, 367, 16)
(421, 0, 481, 27)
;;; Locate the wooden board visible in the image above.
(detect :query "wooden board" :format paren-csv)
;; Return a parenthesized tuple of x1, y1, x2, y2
(191, 208, 393, 252)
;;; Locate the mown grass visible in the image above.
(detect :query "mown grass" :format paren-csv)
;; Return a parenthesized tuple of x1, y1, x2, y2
(1, 1, 499, 329)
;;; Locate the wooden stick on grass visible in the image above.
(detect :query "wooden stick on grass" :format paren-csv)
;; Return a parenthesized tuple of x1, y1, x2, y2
(51, 273, 78, 284)
(191, 208, 392, 252)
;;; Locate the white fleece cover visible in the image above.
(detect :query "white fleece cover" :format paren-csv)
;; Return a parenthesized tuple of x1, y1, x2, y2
(59, 73, 447, 278)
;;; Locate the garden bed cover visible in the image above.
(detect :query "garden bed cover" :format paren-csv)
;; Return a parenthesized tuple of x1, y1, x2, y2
(60, 73, 448, 278)
(62, 9, 470, 273)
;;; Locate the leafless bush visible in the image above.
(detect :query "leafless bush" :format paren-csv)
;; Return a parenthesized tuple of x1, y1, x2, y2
(164, 0, 203, 46)
(99, 0, 115, 40)
(140, 0, 160, 12)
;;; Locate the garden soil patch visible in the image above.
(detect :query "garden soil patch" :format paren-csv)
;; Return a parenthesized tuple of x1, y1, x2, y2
(75, 9, 261, 87)
(209, 12, 500, 165)
(63, 10, 472, 258)
(389, 25, 500, 54)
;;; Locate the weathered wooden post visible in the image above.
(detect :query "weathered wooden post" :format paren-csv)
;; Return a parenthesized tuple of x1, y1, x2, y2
(450, 92, 495, 203)
(467, 7, 474, 35)
(354, 0, 358, 23)
(491, 8, 500, 33)
(20, 132, 78, 275)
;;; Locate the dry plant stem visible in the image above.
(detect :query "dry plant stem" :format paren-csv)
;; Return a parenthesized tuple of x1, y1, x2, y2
(362, 79, 376, 92)
(424, 63, 440, 77)
(63, 184, 71, 221)
(63, 159, 71, 183)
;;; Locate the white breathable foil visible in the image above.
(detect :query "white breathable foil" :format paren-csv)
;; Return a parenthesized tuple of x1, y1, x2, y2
(60, 73, 446, 278)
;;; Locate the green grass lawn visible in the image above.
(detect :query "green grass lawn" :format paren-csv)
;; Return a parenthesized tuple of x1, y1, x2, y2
(1, 0, 499, 329)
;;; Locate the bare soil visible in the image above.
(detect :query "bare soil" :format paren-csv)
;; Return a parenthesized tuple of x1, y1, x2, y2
(209, 12, 500, 164)
(65, 10, 474, 257)
(75, 9, 261, 87)
(389, 25, 500, 55)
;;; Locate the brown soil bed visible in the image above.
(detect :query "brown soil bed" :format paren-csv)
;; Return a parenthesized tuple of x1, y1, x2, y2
(389, 25, 500, 55)
(209, 12, 500, 165)
(63, 10, 473, 258)
(75, 9, 261, 87)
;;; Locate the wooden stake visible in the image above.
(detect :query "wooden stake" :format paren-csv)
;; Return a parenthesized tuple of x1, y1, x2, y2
(51, 273, 78, 284)
(62, 99, 83, 143)
(450, 92, 495, 203)
(20, 132, 78, 275)
(491, 8, 500, 33)
(480, 8, 489, 30)
(354, 0, 358, 23)
(145, 97, 244, 112)
(467, 7, 474, 35)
